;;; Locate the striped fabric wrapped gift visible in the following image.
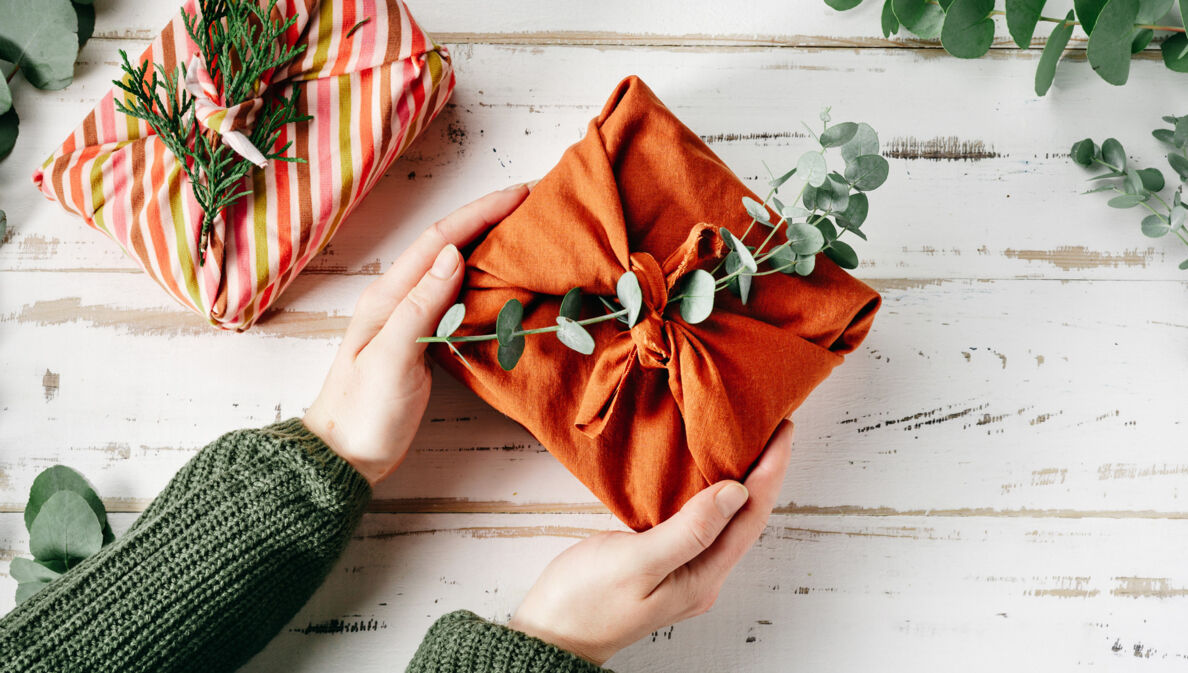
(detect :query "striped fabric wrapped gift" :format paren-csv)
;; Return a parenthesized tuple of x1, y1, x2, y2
(33, 0, 454, 330)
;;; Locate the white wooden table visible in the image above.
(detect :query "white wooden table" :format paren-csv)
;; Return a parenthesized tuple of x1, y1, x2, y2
(3, 1, 1188, 670)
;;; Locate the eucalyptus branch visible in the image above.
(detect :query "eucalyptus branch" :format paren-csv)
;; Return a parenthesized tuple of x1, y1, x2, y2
(423, 109, 889, 371)
(113, 0, 310, 264)
(1071, 116, 1188, 269)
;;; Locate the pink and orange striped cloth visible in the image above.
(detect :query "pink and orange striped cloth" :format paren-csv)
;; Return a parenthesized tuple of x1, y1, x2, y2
(34, 0, 454, 330)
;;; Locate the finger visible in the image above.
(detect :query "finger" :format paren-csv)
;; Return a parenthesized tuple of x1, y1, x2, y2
(369, 242, 465, 371)
(342, 184, 529, 355)
(633, 479, 751, 580)
(682, 421, 794, 585)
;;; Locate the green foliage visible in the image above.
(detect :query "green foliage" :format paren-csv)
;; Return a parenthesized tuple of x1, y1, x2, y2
(825, 0, 1188, 95)
(1071, 114, 1188, 270)
(424, 113, 888, 370)
(0, 0, 94, 159)
(113, 0, 310, 264)
(12, 465, 113, 604)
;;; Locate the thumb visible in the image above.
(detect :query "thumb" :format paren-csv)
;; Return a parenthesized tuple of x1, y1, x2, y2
(635, 481, 750, 576)
(371, 243, 464, 369)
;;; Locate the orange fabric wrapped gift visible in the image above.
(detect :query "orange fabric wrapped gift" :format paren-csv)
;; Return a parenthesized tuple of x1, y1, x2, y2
(430, 77, 881, 531)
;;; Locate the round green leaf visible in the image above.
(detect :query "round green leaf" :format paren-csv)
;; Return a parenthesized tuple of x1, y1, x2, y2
(29, 491, 102, 564)
(1153, 128, 1176, 145)
(841, 123, 880, 163)
(842, 192, 869, 228)
(802, 184, 820, 211)
(1006, 0, 1047, 48)
(74, 1, 95, 49)
(825, 0, 864, 8)
(9, 557, 61, 584)
(1074, 0, 1108, 34)
(1070, 138, 1096, 167)
(1131, 28, 1154, 53)
(676, 269, 715, 325)
(616, 271, 644, 327)
(1123, 167, 1144, 195)
(496, 299, 523, 346)
(555, 317, 595, 355)
(1135, 0, 1174, 23)
(1087, 0, 1139, 86)
(0, 0, 80, 90)
(942, 0, 996, 59)
(1138, 167, 1165, 192)
(1034, 11, 1075, 95)
(1180, 258, 1188, 270)
(1141, 214, 1171, 237)
(1171, 204, 1187, 229)
(1102, 137, 1127, 170)
(825, 240, 860, 269)
(720, 227, 758, 272)
(435, 303, 465, 338)
(25, 464, 107, 534)
(787, 221, 826, 255)
(0, 107, 18, 161)
(768, 245, 798, 274)
(820, 122, 859, 148)
(882, 0, 901, 36)
(816, 217, 840, 243)
(559, 287, 582, 321)
(794, 254, 817, 276)
(1161, 33, 1188, 72)
(497, 336, 525, 371)
(892, 0, 945, 38)
(845, 154, 890, 191)
(742, 196, 771, 223)
(1108, 193, 1146, 208)
(782, 203, 810, 220)
(797, 151, 827, 188)
(1167, 152, 1188, 180)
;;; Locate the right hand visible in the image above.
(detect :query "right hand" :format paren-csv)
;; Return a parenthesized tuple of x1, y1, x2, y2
(508, 421, 795, 665)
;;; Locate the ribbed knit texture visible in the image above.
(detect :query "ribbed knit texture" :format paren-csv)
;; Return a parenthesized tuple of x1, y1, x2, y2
(0, 419, 371, 673)
(407, 611, 609, 673)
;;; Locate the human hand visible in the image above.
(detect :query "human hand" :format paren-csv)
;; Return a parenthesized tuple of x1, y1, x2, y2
(304, 185, 530, 484)
(508, 421, 795, 665)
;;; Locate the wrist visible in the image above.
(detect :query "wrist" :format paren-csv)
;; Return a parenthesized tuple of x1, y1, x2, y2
(302, 410, 392, 486)
(507, 614, 613, 666)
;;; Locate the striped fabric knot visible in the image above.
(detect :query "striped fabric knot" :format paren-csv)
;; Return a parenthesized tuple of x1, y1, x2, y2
(184, 54, 269, 168)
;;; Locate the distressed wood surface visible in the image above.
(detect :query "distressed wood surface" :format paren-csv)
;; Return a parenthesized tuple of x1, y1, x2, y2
(2, 0, 1187, 670)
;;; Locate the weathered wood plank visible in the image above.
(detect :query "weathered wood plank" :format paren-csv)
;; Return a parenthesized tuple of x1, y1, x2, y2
(2, 274, 1184, 515)
(3, 512, 1188, 670)
(3, 42, 1186, 280)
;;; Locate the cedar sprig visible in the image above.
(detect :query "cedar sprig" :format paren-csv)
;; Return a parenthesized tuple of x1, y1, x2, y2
(113, 0, 310, 264)
(419, 109, 889, 371)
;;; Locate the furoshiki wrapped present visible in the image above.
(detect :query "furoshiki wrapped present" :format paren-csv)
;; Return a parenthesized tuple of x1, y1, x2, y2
(429, 77, 881, 531)
(34, 0, 454, 330)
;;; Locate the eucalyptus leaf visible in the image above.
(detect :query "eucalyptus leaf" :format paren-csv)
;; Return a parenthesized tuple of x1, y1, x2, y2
(882, 0, 901, 36)
(820, 122, 859, 148)
(1138, 167, 1165, 192)
(816, 217, 840, 243)
(1168, 152, 1188, 181)
(1102, 138, 1127, 170)
(1153, 128, 1176, 145)
(1181, 258, 1188, 270)
(616, 271, 644, 327)
(742, 195, 771, 223)
(769, 245, 798, 274)
(9, 557, 61, 585)
(842, 192, 869, 227)
(1123, 167, 1144, 195)
(1005, 0, 1047, 48)
(559, 287, 582, 321)
(496, 299, 523, 346)
(845, 154, 890, 191)
(0, 75, 10, 116)
(1161, 34, 1188, 72)
(787, 221, 826, 255)
(892, 0, 945, 38)
(74, 1, 95, 48)
(0, 107, 17, 161)
(841, 123, 879, 163)
(795, 254, 817, 276)
(1086, 0, 1139, 86)
(1071, 138, 1097, 167)
(724, 251, 753, 304)
(1174, 117, 1188, 146)
(825, 175, 851, 212)
(782, 203, 811, 220)
(435, 303, 465, 338)
(497, 335, 525, 371)
(802, 184, 821, 211)
(0, 0, 80, 90)
(1074, 0, 1109, 34)
(1130, 28, 1153, 53)
(769, 168, 796, 190)
(1135, 0, 1174, 23)
(25, 464, 108, 535)
(797, 151, 828, 187)
(676, 269, 715, 325)
(554, 317, 596, 355)
(16, 577, 56, 604)
(29, 490, 102, 564)
(1141, 213, 1171, 237)
(825, 239, 860, 269)
(825, 0, 864, 8)
(1172, 204, 1188, 229)
(0, 210, 6, 244)
(720, 227, 758, 272)
(1034, 11, 1075, 95)
(1108, 193, 1147, 208)
(941, 0, 996, 59)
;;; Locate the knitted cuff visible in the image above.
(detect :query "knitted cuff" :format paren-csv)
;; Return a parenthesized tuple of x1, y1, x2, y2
(408, 610, 609, 673)
(258, 417, 372, 512)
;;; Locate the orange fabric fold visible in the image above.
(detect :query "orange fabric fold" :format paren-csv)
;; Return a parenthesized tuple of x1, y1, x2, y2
(430, 76, 881, 531)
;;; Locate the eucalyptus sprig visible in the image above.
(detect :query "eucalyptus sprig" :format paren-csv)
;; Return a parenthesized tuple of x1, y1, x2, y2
(824, 0, 1188, 95)
(419, 110, 889, 371)
(10, 465, 114, 605)
(1070, 115, 1188, 269)
(113, 0, 310, 264)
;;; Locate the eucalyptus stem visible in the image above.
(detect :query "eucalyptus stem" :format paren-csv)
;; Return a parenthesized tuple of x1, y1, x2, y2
(418, 308, 629, 343)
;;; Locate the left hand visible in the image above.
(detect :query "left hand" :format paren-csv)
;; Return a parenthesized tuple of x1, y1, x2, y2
(304, 184, 530, 484)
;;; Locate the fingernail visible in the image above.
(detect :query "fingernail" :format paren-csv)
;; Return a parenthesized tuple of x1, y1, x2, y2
(430, 244, 459, 279)
(714, 482, 749, 517)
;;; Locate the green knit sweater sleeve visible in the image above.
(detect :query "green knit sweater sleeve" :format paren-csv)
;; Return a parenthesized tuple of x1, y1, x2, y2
(407, 611, 611, 673)
(0, 418, 371, 673)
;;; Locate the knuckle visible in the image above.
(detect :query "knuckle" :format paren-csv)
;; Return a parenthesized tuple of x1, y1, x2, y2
(402, 284, 435, 321)
(684, 515, 719, 552)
